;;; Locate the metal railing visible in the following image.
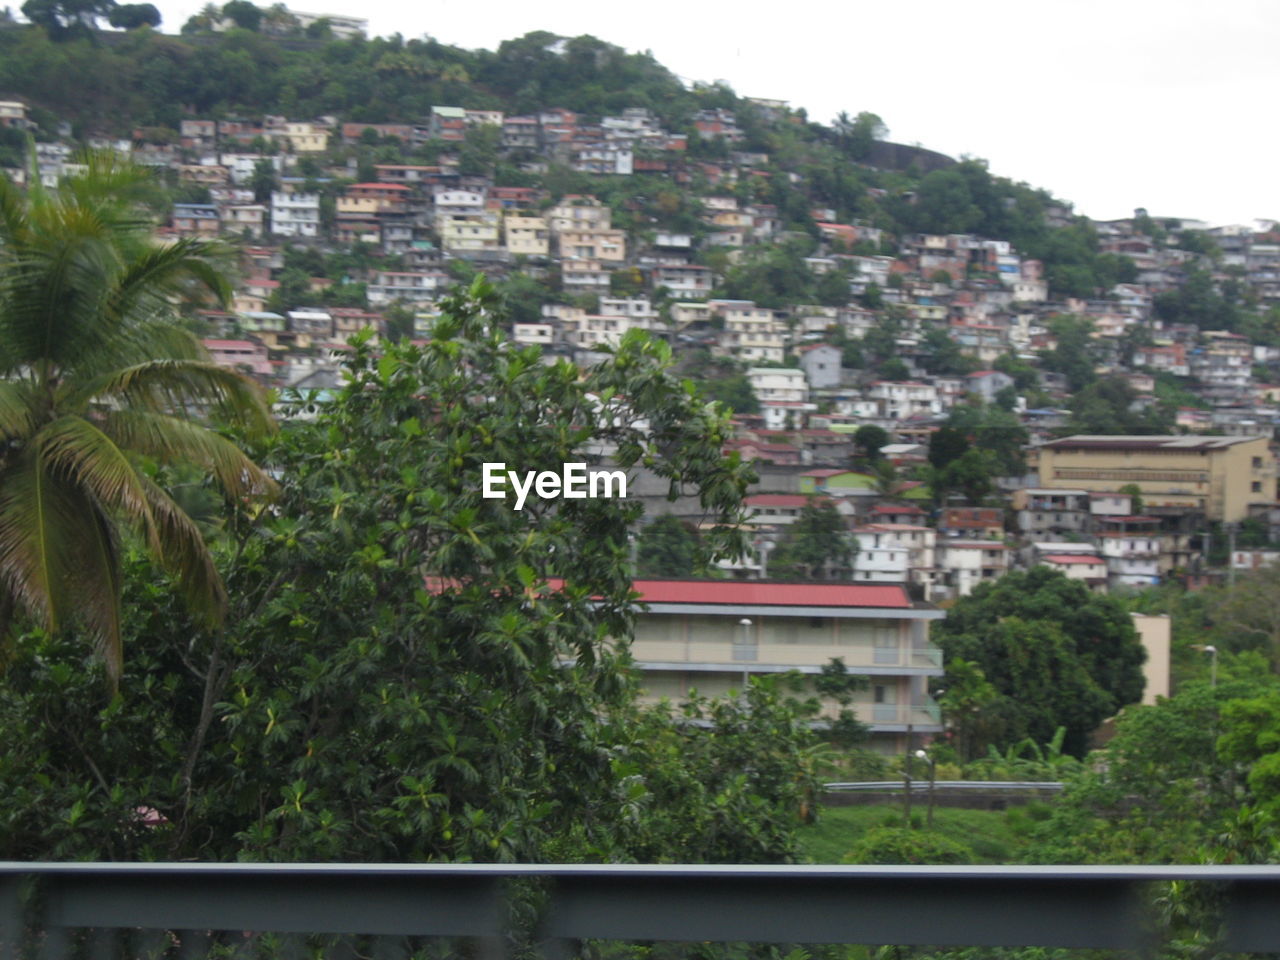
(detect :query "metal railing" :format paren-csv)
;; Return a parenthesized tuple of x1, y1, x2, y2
(824, 780, 1065, 793)
(3, 862, 1280, 955)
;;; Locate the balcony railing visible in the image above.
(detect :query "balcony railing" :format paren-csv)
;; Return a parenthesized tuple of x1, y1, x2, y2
(5, 862, 1280, 956)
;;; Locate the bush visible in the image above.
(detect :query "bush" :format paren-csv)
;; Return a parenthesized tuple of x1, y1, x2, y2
(842, 826, 975, 865)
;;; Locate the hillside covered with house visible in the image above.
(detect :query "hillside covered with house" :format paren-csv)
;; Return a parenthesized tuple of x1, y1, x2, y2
(3, 10, 1280, 601)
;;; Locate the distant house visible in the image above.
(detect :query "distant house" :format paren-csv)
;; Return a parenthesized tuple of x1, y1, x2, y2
(798, 469, 878, 498)
(797, 343, 842, 389)
(936, 540, 1011, 598)
(1037, 553, 1108, 591)
(203, 338, 272, 378)
(965, 369, 1015, 401)
(938, 506, 1005, 540)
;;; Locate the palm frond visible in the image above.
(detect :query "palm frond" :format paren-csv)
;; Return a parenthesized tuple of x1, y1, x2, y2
(102, 236, 233, 324)
(34, 415, 163, 554)
(0, 381, 36, 442)
(0, 450, 88, 638)
(138, 472, 226, 630)
(73, 503, 124, 686)
(0, 206, 124, 370)
(100, 409, 278, 500)
(77, 358, 276, 439)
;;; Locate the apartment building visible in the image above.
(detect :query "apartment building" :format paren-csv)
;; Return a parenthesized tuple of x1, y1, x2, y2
(1037, 435, 1275, 523)
(626, 579, 944, 751)
(1011, 488, 1091, 538)
(269, 191, 320, 238)
(505, 214, 550, 257)
(936, 541, 1010, 598)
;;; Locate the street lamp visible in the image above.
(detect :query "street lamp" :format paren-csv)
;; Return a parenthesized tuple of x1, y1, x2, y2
(915, 748, 937, 829)
(734, 618, 755, 693)
(1191, 644, 1218, 688)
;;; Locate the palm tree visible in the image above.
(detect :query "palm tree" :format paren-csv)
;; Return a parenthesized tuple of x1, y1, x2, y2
(0, 152, 276, 684)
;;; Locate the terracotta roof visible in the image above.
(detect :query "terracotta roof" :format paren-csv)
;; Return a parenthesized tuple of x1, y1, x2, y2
(1041, 554, 1105, 565)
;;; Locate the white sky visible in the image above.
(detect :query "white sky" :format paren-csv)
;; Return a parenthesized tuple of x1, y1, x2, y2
(153, 0, 1279, 228)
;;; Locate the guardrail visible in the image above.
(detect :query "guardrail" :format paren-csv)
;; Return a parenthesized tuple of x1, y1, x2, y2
(3, 862, 1280, 956)
(824, 780, 1064, 793)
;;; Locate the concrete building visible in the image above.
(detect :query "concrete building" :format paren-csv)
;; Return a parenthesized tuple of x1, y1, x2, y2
(625, 579, 944, 750)
(1130, 614, 1171, 705)
(1037, 435, 1275, 523)
(269, 191, 319, 238)
(936, 540, 1011, 598)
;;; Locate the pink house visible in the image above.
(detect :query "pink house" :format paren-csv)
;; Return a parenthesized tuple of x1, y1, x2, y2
(203, 339, 272, 378)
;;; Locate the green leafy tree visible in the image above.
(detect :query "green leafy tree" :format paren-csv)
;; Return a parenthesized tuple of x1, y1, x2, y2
(770, 500, 854, 580)
(937, 447, 998, 504)
(944, 398, 1028, 476)
(0, 278, 777, 865)
(935, 568, 1147, 756)
(220, 0, 260, 29)
(1066, 376, 1172, 435)
(934, 659, 1003, 762)
(106, 2, 158, 28)
(1040, 314, 1098, 391)
(0, 154, 275, 684)
(853, 424, 889, 462)
(21, 0, 115, 38)
(249, 158, 277, 204)
(701, 373, 759, 414)
(910, 169, 982, 235)
(1030, 680, 1274, 864)
(635, 514, 701, 578)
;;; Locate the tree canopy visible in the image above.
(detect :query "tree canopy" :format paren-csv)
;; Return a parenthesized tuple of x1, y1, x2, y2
(934, 568, 1147, 756)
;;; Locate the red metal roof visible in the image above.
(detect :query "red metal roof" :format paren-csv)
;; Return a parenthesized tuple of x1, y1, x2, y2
(630, 579, 911, 609)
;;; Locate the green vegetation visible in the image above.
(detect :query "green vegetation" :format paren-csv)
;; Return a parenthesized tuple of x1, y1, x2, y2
(0, 154, 274, 685)
(799, 804, 1042, 864)
(935, 568, 1147, 757)
(770, 500, 855, 580)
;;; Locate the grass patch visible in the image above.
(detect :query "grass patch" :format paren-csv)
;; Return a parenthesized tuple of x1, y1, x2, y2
(799, 802, 1051, 863)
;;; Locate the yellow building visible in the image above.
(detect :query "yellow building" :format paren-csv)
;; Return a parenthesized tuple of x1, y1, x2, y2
(504, 214, 549, 257)
(626, 578, 944, 752)
(1037, 435, 1275, 522)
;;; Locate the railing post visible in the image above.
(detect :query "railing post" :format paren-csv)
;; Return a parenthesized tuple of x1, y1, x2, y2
(0, 877, 18, 960)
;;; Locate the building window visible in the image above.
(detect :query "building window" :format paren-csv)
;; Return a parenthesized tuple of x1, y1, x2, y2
(1253, 481, 1263, 492)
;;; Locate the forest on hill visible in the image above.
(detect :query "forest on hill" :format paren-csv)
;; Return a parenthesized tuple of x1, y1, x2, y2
(0, 15, 1156, 300)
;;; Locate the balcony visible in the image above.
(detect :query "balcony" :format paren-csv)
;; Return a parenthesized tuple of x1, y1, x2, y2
(871, 701, 941, 726)
(630, 640, 944, 674)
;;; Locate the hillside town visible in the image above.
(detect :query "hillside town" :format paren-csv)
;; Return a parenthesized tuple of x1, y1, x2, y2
(3, 24, 1278, 610)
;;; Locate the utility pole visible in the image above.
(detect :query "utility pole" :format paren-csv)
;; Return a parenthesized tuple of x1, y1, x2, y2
(902, 723, 914, 826)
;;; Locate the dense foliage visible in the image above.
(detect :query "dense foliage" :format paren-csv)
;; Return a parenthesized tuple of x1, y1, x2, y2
(935, 568, 1147, 757)
(0, 279, 829, 864)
